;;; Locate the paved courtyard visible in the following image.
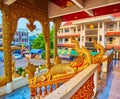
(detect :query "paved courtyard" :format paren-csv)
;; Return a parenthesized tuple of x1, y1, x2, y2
(0, 57, 44, 76)
(0, 57, 69, 76)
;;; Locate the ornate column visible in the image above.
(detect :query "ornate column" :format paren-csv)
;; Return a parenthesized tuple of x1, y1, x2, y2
(2, 7, 18, 83)
(53, 17, 62, 61)
(42, 20, 50, 69)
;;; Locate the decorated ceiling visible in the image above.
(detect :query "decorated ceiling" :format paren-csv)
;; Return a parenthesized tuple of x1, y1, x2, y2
(60, 3, 120, 21)
(50, 0, 120, 21)
(4, 0, 120, 21)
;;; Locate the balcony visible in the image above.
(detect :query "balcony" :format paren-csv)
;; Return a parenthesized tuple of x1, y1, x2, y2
(85, 29, 98, 35)
(106, 28, 117, 31)
(58, 33, 80, 38)
(58, 43, 74, 48)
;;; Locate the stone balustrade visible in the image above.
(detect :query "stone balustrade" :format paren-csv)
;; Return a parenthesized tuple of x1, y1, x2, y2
(102, 50, 114, 72)
(31, 64, 98, 99)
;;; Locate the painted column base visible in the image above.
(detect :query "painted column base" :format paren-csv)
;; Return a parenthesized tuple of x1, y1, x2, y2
(5, 82, 13, 94)
(102, 61, 107, 72)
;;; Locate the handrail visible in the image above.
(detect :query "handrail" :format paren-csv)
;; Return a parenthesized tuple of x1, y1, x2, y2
(44, 64, 98, 99)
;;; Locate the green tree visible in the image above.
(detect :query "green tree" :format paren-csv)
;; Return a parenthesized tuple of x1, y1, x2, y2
(32, 34, 45, 49)
(32, 25, 54, 59)
(50, 26, 54, 49)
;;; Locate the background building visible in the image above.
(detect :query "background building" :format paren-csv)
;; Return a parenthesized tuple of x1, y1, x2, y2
(0, 26, 29, 47)
(12, 28, 29, 46)
(58, 13, 120, 52)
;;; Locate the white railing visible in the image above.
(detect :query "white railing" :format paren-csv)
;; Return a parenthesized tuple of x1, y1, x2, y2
(102, 50, 114, 72)
(106, 28, 117, 31)
(44, 64, 98, 99)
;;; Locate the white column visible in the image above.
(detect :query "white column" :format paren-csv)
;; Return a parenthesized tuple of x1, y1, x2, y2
(69, 27, 71, 34)
(117, 21, 119, 31)
(63, 28, 65, 34)
(58, 39, 59, 44)
(83, 24, 86, 47)
(80, 25, 82, 48)
(102, 22, 105, 48)
(63, 38, 65, 44)
(98, 22, 100, 43)
(76, 26, 77, 34)
(69, 38, 71, 43)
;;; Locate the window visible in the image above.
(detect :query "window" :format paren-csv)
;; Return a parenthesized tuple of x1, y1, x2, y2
(22, 38, 24, 42)
(16, 39, 18, 42)
(89, 38, 92, 41)
(94, 26, 98, 28)
(59, 38, 63, 43)
(110, 24, 113, 31)
(65, 38, 68, 42)
(78, 28, 80, 31)
(65, 48, 68, 50)
(58, 30, 60, 34)
(99, 36, 102, 41)
(0, 35, 2, 39)
(74, 28, 76, 33)
(65, 29, 69, 33)
(0, 28, 2, 32)
(109, 37, 113, 42)
(82, 36, 84, 42)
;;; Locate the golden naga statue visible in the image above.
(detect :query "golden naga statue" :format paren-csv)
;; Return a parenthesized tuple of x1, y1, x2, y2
(26, 37, 105, 83)
(92, 41, 105, 63)
(12, 60, 15, 79)
(53, 55, 61, 65)
(25, 62, 36, 79)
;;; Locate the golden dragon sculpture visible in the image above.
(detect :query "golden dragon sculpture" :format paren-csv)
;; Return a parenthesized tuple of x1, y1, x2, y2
(92, 41, 105, 63)
(26, 37, 105, 83)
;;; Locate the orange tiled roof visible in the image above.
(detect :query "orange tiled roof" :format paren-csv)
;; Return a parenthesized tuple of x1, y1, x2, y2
(106, 32, 120, 36)
(106, 45, 120, 50)
(58, 43, 74, 48)
(58, 33, 80, 38)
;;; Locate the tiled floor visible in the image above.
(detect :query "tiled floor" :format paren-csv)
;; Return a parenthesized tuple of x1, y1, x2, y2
(0, 86, 30, 99)
(96, 60, 120, 99)
(0, 60, 120, 99)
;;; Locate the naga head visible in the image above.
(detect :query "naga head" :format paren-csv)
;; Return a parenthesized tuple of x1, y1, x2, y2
(25, 62, 36, 79)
